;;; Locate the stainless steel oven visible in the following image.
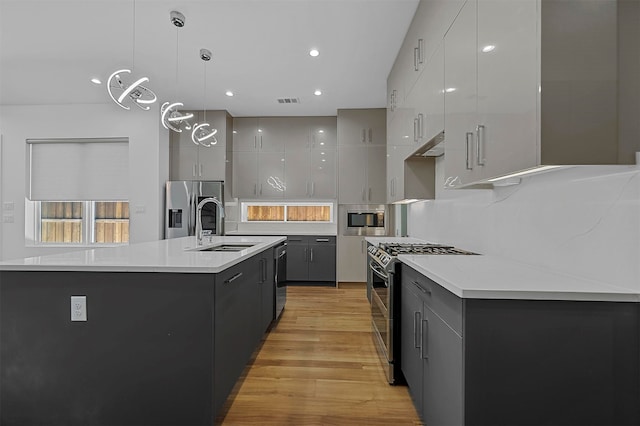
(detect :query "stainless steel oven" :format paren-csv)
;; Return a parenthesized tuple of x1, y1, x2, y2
(369, 254, 396, 383)
(367, 242, 479, 385)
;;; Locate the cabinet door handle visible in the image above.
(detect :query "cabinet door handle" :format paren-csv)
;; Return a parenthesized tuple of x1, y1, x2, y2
(390, 91, 395, 111)
(316, 238, 329, 242)
(418, 113, 424, 139)
(192, 164, 197, 177)
(259, 183, 263, 195)
(305, 247, 308, 261)
(476, 124, 486, 166)
(465, 132, 474, 170)
(361, 239, 365, 253)
(417, 39, 424, 64)
(368, 187, 372, 201)
(361, 128, 366, 143)
(421, 318, 429, 359)
(254, 135, 257, 149)
(413, 118, 419, 143)
(311, 182, 315, 196)
(224, 272, 243, 284)
(413, 280, 431, 295)
(368, 128, 372, 143)
(391, 177, 395, 197)
(414, 47, 419, 71)
(199, 163, 203, 177)
(310, 248, 314, 262)
(414, 311, 421, 349)
(260, 135, 263, 149)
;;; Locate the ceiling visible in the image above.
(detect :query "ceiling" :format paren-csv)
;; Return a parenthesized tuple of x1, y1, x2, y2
(0, 0, 419, 117)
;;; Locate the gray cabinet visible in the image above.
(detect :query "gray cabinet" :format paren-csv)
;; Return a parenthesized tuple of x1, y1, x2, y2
(258, 247, 275, 333)
(400, 265, 463, 425)
(399, 263, 640, 425)
(286, 236, 336, 284)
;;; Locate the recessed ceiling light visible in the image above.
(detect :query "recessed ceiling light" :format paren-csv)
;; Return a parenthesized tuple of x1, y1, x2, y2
(90, 77, 102, 85)
(445, 87, 456, 93)
(314, 90, 322, 96)
(318, 130, 324, 133)
(482, 45, 496, 53)
(309, 49, 320, 57)
(225, 91, 234, 97)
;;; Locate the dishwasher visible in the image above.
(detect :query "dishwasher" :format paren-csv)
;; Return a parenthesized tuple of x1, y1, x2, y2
(274, 242, 287, 319)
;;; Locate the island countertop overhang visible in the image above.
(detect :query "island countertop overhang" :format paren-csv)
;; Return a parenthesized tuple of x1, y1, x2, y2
(0, 236, 287, 273)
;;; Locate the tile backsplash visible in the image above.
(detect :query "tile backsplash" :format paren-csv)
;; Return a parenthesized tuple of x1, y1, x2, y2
(408, 158, 640, 290)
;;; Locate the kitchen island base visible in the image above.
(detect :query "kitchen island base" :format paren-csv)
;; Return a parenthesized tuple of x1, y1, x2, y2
(0, 248, 275, 426)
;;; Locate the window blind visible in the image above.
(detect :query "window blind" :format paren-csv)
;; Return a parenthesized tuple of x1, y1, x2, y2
(27, 138, 129, 201)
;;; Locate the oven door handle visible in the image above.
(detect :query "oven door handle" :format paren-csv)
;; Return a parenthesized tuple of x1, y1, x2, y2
(369, 261, 388, 281)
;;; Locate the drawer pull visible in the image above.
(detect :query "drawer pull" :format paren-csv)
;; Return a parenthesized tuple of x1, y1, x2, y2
(413, 281, 431, 295)
(316, 238, 329, 242)
(224, 272, 243, 284)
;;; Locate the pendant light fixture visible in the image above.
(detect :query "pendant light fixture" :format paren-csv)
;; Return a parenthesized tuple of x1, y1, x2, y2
(191, 48, 218, 147)
(161, 11, 194, 132)
(107, 0, 157, 110)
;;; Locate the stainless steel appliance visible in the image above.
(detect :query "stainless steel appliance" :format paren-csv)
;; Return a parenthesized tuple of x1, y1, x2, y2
(339, 204, 390, 236)
(367, 242, 478, 384)
(274, 242, 287, 319)
(165, 181, 224, 239)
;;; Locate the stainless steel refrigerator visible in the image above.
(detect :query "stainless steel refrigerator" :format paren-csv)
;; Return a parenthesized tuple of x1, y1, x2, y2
(165, 181, 224, 239)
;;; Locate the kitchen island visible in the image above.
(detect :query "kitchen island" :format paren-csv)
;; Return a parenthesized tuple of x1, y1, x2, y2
(0, 236, 285, 426)
(365, 237, 640, 425)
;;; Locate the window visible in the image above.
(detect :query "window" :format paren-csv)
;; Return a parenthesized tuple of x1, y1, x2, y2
(25, 138, 130, 246)
(242, 202, 333, 223)
(33, 201, 129, 245)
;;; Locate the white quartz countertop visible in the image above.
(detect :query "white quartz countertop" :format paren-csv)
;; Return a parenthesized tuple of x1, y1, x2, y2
(365, 237, 639, 302)
(226, 230, 336, 236)
(0, 236, 286, 273)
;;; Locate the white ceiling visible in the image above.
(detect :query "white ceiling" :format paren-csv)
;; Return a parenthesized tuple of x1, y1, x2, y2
(0, 0, 418, 117)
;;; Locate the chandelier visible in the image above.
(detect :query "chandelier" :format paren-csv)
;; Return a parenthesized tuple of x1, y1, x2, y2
(107, 1, 156, 110)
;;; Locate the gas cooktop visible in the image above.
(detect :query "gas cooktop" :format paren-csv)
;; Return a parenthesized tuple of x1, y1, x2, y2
(378, 242, 479, 256)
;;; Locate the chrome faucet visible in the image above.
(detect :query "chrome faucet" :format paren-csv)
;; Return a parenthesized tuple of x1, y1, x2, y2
(196, 197, 225, 245)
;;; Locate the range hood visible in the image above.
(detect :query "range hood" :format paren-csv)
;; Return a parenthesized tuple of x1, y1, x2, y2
(411, 130, 445, 157)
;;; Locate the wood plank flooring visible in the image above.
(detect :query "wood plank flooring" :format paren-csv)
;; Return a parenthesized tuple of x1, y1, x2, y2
(218, 285, 421, 425)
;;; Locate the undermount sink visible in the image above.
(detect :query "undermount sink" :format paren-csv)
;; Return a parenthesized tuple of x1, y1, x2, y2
(191, 243, 257, 252)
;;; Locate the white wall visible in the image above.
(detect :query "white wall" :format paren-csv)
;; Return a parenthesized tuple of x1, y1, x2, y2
(0, 103, 169, 260)
(407, 157, 640, 290)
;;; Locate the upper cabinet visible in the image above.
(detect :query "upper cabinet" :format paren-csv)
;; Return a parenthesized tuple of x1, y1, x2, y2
(232, 116, 337, 200)
(337, 109, 387, 204)
(336, 109, 386, 146)
(443, 0, 640, 188)
(444, 0, 537, 187)
(169, 110, 229, 181)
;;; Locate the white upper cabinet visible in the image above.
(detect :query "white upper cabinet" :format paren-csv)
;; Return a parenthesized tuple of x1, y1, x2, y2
(444, 0, 538, 187)
(337, 109, 386, 146)
(170, 110, 228, 181)
(443, 0, 639, 187)
(233, 117, 289, 152)
(337, 109, 387, 204)
(232, 116, 337, 200)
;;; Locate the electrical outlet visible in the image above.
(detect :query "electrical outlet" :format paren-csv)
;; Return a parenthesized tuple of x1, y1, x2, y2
(71, 296, 87, 322)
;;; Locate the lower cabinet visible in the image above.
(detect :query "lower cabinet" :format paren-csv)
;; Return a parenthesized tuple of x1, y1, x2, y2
(399, 263, 640, 426)
(286, 236, 336, 284)
(400, 265, 463, 425)
(337, 235, 368, 283)
(214, 250, 275, 417)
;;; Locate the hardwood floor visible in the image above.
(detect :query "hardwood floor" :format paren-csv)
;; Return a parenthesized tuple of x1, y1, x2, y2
(218, 285, 421, 425)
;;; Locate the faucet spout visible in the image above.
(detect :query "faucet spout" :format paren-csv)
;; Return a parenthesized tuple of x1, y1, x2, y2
(196, 197, 224, 245)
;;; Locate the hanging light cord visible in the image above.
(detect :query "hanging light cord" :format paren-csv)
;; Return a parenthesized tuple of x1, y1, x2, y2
(132, 0, 136, 71)
(203, 58, 207, 123)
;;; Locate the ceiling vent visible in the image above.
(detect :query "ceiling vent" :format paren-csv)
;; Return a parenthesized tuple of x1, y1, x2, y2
(277, 98, 301, 104)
